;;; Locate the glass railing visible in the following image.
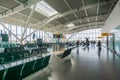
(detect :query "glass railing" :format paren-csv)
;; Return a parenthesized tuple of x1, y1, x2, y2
(108, 31, 120, 55)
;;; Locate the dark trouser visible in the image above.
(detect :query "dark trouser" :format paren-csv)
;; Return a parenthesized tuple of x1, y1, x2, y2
(98, 47, 101, 57)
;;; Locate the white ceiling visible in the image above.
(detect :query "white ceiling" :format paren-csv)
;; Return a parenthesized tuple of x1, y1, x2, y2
(0, 0, 118, 34)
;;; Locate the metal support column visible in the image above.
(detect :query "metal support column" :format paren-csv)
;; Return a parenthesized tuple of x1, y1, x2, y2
(112, 33, 115, 52)
(0, 23, 20, 41)
(67, 33, 75, 42)
(112, 34, 116, 62)
(44, 30, 55, 42)
(10, 24, 12, 42)
(16, 25, 17, 43)
(30, 28, 32, 42)
(21, 4, 36, 42)
(106, 36, 109, 54)
(67, 32, 79, 42)
(39, 30, 40, 38)
(43, 31, 45, 43)
(22, 14, 60, 40)
(3, 25, 5, 33)
(42, 31, 44, 43)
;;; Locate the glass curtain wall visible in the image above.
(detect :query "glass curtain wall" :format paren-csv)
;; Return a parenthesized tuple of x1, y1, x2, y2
(110, 29, 120, 55)
(65, 28, 101, 42)
(0, 23, 53, 43)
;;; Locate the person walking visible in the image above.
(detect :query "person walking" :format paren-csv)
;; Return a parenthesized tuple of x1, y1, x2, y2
(76, 40, 80, 54)
(83, 38, 90, 51)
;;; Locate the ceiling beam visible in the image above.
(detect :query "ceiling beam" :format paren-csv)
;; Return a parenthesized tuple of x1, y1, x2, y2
(102, 0, 120, 32)
(0, 0, 113, 30)
(58, 1, 114, 18)
(14, 0, 24, 4)
(0, 0, 42, 18)
(48, 20, 104, 33)
(22, 14, 61, 40)
(34, 13, 62, 26)
(79, 0, 116, 11)
(17, 12, 38, 23)
(0, 17, 24, 26)
(44, 30, 55, 41)
(5, 16, 35, 27)
(66, 23, 103, 33)
(75, 20, 105, 27)
(65, 13, 108, 25)
(96, 0, 100, 26)
(81, 0, 90, 24)
(77, 26, 101, 32)
(0, 6, 9, 10)
(74, 24, 103, 29)
(0, 23, 21, 41)
(64, 0, 82, 24)
(48, 0, 114, 25)
(5, 14, 58, 33)
(56, 20, 105, 28)
(67, 32, 79, 41)
(21, 4, 36, 41)
(28, 0, 115, 28)
(67, 24, 103, 32)
(51, 23, 103, 34)
(68, 26, 101, 34)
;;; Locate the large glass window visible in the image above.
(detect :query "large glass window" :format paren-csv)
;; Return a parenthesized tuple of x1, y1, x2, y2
(0, 23, 53, 43)
(111, 29, 120, 55)
(65, 28, 101, 42)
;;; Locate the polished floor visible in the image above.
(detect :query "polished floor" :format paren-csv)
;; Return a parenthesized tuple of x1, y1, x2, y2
(24, 46, 120, 80)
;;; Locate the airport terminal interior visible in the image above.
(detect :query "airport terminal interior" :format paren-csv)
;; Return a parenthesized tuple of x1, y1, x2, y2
(0, 0, 120, 80)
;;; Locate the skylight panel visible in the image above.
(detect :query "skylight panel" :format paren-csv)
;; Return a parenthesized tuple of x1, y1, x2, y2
(31, 1, 58, 17)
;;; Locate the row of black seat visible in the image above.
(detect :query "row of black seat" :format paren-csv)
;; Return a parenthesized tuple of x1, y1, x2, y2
(0, 50, 29, 64)
(4, 47, 47, 53)
(57, 48, 73, 59)
(62, 48, 72, 58)
(4, 47, 24, 53)
(0, 55, 51, 80)
(0, 47, 48, 64)
(31, 47, 47, 55)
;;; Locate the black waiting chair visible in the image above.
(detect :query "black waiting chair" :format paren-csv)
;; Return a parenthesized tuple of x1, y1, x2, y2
(62, 49, 72, 58)
(4, 64, 23, 80)
(33, 57, 44, 73)
(42, 55, 51, 68)
(0, 53, 4, 64)
(0, 69, 5, 80)
(3, 52, 12, 63)
(20, 60, 35, 79)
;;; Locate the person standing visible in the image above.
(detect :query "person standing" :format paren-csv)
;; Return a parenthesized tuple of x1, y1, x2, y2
(97, 40, 101, 56)
(76, 40, 80, 54)
(76, 40, 79, 47)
